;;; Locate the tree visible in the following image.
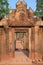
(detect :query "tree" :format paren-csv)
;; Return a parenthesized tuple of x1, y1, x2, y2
(35, 0, 43, 16)
(0, 0, 9, 20)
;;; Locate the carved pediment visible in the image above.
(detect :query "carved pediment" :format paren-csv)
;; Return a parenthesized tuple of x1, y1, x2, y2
(3, 0, 35, 26)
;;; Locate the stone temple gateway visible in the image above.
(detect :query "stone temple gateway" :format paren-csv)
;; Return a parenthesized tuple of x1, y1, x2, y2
(0, 0, 43, 61)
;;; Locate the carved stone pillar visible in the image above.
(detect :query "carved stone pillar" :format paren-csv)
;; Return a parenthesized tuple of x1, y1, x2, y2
(26, 30, 29, 50)
(12, 28, 15, 57)
(9, 28, 12, 55)
(31, 27, 35, 60)
(9, 28, 15, 57)
(14, 29, 16, 51)
(5, 28, 9, 55)
(38, 27, 43, 60)
(29, 28, 31, 52)
(29, 28, 32, 58)
(35, 26, 39, 60)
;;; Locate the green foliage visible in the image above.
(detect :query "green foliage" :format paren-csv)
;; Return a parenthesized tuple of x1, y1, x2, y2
(35, 0, 43, 16)
(0, 0, 9, 19)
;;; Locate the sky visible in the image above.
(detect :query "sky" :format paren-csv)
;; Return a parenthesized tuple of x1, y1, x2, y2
(8, 0, 36, 11)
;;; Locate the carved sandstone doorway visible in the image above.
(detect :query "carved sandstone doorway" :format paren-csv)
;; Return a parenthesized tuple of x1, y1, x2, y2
(14, 29, 29, 57)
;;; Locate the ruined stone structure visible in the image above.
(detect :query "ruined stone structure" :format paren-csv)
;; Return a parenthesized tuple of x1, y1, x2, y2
(0, 0, 43, 61)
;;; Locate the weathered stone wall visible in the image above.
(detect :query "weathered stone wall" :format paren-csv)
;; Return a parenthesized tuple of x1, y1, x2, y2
(0, 26, 43, 60)
(37, 27, 43, 59)
(0, 28, 6, 59)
